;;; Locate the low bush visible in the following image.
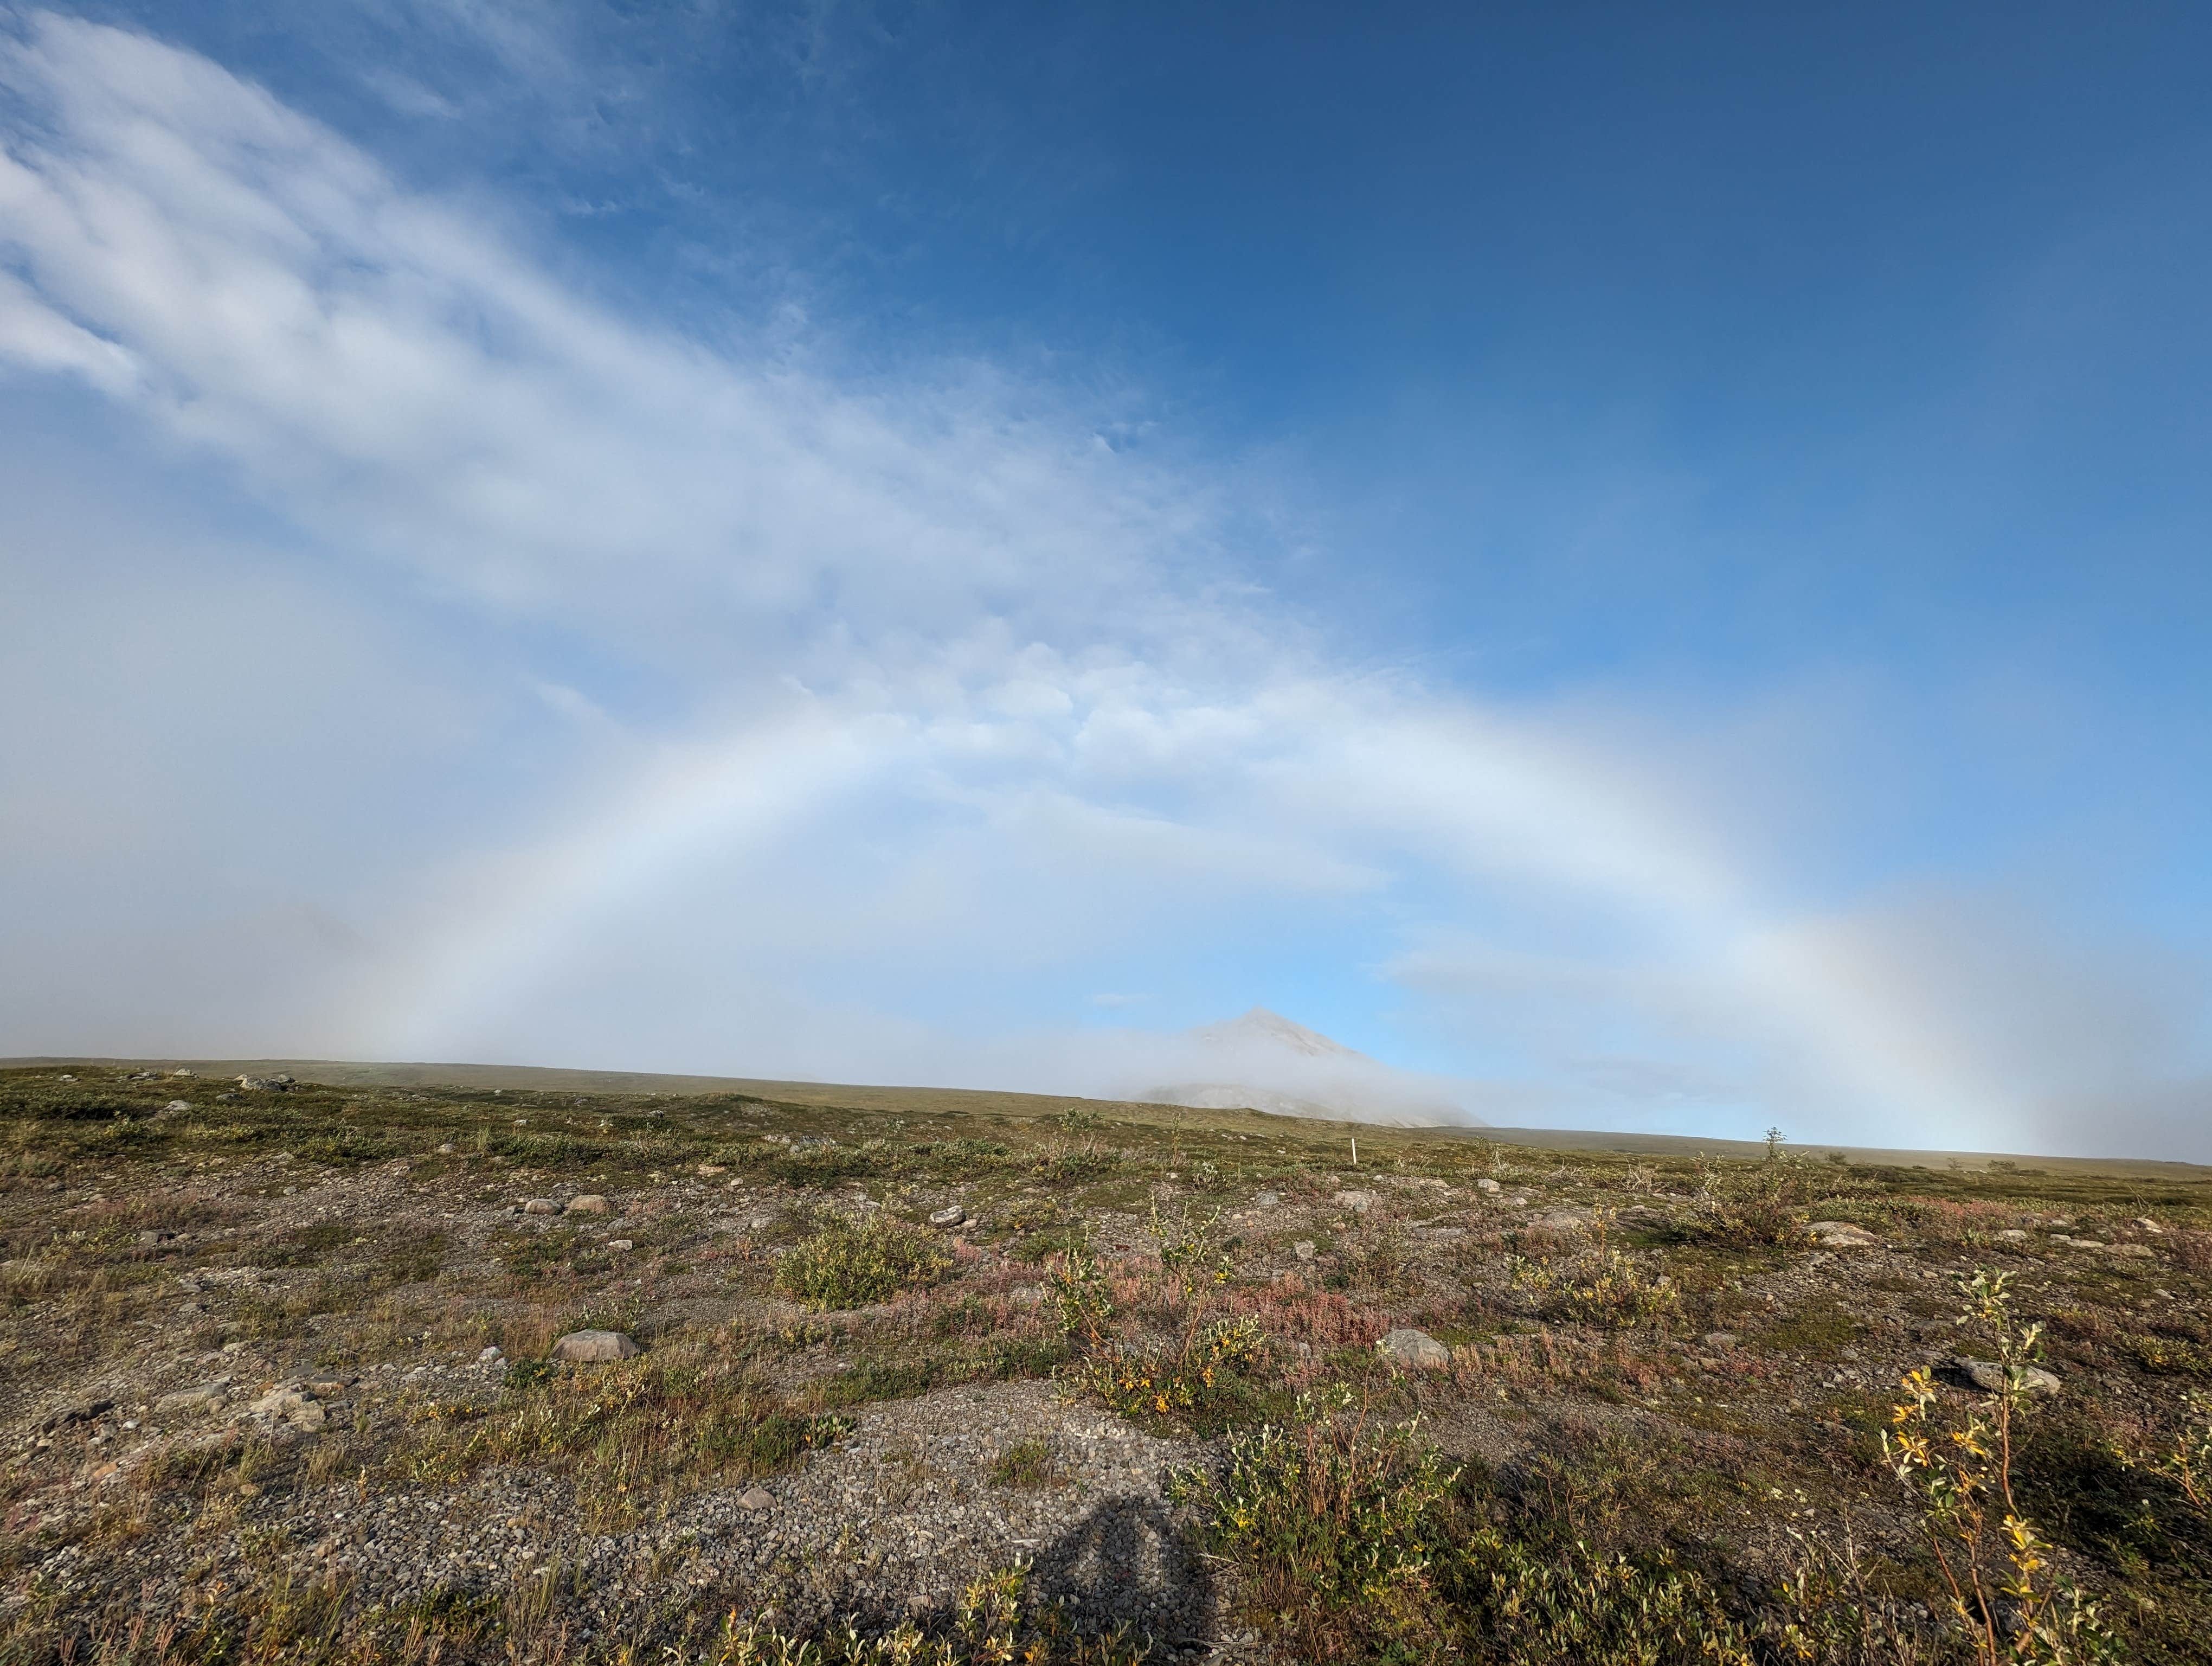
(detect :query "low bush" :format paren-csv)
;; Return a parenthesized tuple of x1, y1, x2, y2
(776, 1214, 950, 1310)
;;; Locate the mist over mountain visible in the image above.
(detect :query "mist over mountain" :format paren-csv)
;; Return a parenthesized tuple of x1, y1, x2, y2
(1135, 1007, 1476, 1127)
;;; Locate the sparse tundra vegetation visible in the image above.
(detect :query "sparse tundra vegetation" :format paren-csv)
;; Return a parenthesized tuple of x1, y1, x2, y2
(1, 1065, 2209, 1664)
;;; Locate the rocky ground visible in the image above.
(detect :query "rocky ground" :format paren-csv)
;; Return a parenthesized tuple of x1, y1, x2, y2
(2, 1066, 2209, 1663)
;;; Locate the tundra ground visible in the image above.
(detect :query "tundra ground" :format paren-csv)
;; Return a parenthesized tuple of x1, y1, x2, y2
(2, 1067, 2208, 1663)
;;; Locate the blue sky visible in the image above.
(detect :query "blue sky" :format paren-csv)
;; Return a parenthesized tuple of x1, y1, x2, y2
(3, 3, 2208, 1156)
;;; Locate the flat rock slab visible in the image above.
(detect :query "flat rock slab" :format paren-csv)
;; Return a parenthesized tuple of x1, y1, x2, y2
(551, 1329, 641, 1363)
(1526, 1208, 1592, 1233)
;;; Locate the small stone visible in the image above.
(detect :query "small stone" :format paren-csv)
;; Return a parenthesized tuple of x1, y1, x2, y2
(607, 1239, 634, 1251)
(1997, 1228, 2028, 1242)
(564, 1194, 611, 1216)
(550, 1329, 640, 1363)
(1252, 1191, 1281, 1207)
(436, 1143, 456, 1155)
(1808, 1220, 1882, 1250)
(1955, 1357, 2061, 1396)
(1332, 1190, 1377, 1213)
(479, 1346, 504, 1362)
(1475, 1177, 1502, 1194)
(1293, 1240, 1316, 1261)
(2137, 1218, 2165, 1235)
(165, 1100, 191, 1112)
(521, 1199, 559, 1215)
(737, 1486, 775, 1511)
(1378, 1328, 1451, 1371)
(929, 1205, 967, 1228)
(1701, 1331, 1738, 1349)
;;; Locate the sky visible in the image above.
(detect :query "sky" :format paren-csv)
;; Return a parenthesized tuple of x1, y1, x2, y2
(2, 2, 2208, 1158)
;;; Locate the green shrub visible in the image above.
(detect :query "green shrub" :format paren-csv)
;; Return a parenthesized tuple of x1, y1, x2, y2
(1176, 1389, 1754, 1664)
(776, 1214, 950, 1310)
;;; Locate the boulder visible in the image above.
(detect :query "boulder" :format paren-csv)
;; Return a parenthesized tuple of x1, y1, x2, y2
(1954, 1357, 2061, 1396)
(564, 1194, 612, 1216)
(1809, 1220, 1880, 1246)
(551, 1329, 640, 1363)
(1378, 1328, 1452, 1372)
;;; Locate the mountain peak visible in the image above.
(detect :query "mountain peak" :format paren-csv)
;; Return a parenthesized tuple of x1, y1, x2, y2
(1189, 1007, 1368, 1061)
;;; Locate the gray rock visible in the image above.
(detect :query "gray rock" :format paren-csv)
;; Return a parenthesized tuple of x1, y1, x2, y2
(1252, 1191, 1281, 1207)
(164, 1100, 191, 1112)
(564, 1194, 612, 1216)
(521, 1199, 559, 1215)
(1333, 1189, 1378, 1213)
(1808, 1220, 1882, 1250)
(1475, 1177, 1502, 1194)
(737, 1486, 775, 1511)
(1955, 1357, 2061, 1396)
(1378, 1328, 1451, 1371)
(1293, 1240, 1316, 1261)
(551, 1329, 641, 1363)
(928, 1205, 967, 1228)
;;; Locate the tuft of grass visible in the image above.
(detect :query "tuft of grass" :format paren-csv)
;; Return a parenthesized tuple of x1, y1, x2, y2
(776, 1213, 951, 1310)
(985, 1436, 1060, 1489)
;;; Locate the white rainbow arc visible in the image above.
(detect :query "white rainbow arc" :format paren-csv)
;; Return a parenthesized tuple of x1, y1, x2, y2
(370, 691, 2013, 1143)
(372, 708, 886, 1059)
